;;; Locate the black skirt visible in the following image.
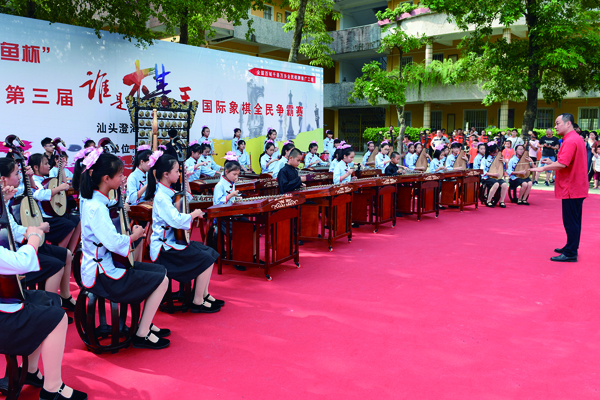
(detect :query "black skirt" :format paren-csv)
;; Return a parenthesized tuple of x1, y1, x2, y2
(89, 261, 166, 304)
(25, 243, 67, 286)
(483, 178, 505, 188)
(44, 214, 80, 244)
(0, 291, 65, 356)
(157, 242, 219, 284)
(509, 177, 531, 189)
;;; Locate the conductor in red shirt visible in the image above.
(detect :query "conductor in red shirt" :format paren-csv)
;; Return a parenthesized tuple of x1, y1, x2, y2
(531, 113, 589, 262)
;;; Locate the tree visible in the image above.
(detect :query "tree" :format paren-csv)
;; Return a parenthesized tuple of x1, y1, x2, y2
(284, 0, 339, 67)
(423, 0, 600, 135)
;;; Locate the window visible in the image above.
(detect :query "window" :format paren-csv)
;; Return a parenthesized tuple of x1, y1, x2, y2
(285, 11, 292, 22)
(579, 107, 600, 130)
(264, 5, 273, 20)
(432, 53, 444, 62)
(497, 108, 515, 128)
(430, 110, 442, 130)
(401, 56, 413, 68)
(464, 109, 488, 131)
(403, 111, 412, 127)
(535, 108, 554, 129)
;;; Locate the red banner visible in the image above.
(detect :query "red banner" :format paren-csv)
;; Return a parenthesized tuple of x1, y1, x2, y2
(249, 68, 315, 83)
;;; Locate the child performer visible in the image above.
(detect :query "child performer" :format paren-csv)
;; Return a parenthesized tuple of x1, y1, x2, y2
(375, 141, 391, 173)
(278, 148, 307, 194)
(79, 150, 170, 349)
(128, 145, 152, 205)
(49, 152, 73, 181)
(0, 223, 88, 400)
(323, 129, 334, 156)
(404, 143, 416, 170)
(30, 154, 81, 254)
(231, 128, 242, 153)
(385, 151, 407, 176)
(200, 126, 215, 155)
(362, 141, 376, 167)
(197, 142, 223, 178)
(83, 137, 96, 149)
(144, 152, 223, 313)
(260, 142, 279, 174)
(428, 145, 447, 173)
(329, 139, 342, 163)
(333, 145, 355, 184)
(304, 141, 328, 168)
(264, 128, 280, 158)
(41, 137, 56, 169)
(272, 142, 295, 179)
(507, 144, 533, 205)
(236, 140, 252, 172)
(472, 142, 486, 170)
(445, 142, 469, 170)
(413, 142, 430, 171)
(482, 142, 508, 208)
(183, 141, 203, 182)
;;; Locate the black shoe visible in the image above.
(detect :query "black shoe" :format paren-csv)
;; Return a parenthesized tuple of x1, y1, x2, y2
(39, 383, 88, 400)
(554, 247, 564, 254)
(522, 201, 530, 206)
(17, 367, 43, 387)
(486, 202, 495, 208)
(550, 254, 577, 262)
(132, 332, 171, 349)
(352, 223, 361, 228)
(68, 316, 73, 324)
(550, 180, 555, 184)
(60, 296, 75, 312)
(149, 323, 171, 338)
(438, 205, 446, 210)
(498, 202, 506, 208)
(233, 265, 246, 271)
(190, 302, 221, 313)
(396, 212, 404, 217)
(517, 200, 523, 205)
(204, 294, 225, 307)
(545, 181, 550, 186)
(298, 240, 304, 246)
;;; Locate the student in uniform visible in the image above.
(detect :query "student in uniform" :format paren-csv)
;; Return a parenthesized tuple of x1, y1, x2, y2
(30, 153, 81, 254)
(428, 145, 447, 173)
(0, 223, 88, 400)
(472, 143, 487, 170)
(332, 145, 355, 184)
(231, 128, 242, 153)
(260, 141, 279, 174)
(323, 130, 334, 156)
(362, 141, 376, 167)
(183, 141, 203, 182)
(482, 142, 508, 208)
(83, 137, 96, 149)
(79, 150, 170, 349)
(507, 144, 534, 205)
(200, 126, 215, 155)
(413, 142, 430, 171)
(264, 129, 280, 159)
(197, 142, 222, 178)
(404, 143, 416, 169)
(144, 151, 222, 313)
(127, 144, 152, 205)
(385, 151, 407, 176)
(41, 137, 56, 169)
(304, 141, 328, 168)
(375, 141, 391, 173)
(49, 152, 73, 181)
(329, 139, 342, 163)
(445, 142, 469, 171)
(278, 148, 307, 194)
(235, 139, 252, 172)
(272, 142, 295, 179)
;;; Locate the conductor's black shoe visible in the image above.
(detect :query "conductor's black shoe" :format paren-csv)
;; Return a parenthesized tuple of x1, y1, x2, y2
(204, 294, 225, 307)
(190, 302, 221, 313)
(39, 383, 88, 400)
(132, 333, 171, 349)
(233, 265, 246, 271)
(60, 296, 76, 312)
(149, 323, 171, 338)
(550, 254, 577, 262)
(17, 367, 43, 387)
(554, 247, 564, 254)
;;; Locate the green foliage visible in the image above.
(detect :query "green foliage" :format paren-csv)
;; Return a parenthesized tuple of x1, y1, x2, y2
(363, 127, 424, 143)
(375, 2, 419, 23)
(284, 0, 339, 67)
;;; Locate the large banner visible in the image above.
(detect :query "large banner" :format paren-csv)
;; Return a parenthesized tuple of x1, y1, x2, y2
(0, 14, 324, 170)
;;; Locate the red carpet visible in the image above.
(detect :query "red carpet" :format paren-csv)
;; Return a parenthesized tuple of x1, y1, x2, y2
(6, 190, 600, 400)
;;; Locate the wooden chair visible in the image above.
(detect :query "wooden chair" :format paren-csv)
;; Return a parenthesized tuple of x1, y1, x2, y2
(0, 355, 27, 400)
(159, 278, 193, 314)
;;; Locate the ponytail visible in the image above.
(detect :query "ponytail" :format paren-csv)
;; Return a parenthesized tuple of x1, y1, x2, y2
(134, 149, 152, 169)
(80, 153, 123, 199)
(144, 154, 178, 201)
(260, 142, 275, 161)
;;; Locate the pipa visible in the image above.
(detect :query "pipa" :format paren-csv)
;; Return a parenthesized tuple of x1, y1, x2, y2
(452, 149, 467, 169)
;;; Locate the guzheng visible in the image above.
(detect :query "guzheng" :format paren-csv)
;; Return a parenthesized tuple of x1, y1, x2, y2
(302, 165, 330, 172)
(128, 201, 153, 223)
(350, 176, 398, 232)
(352, 166, 382, 179)
(189, 195, 214, 211)
(298, 170, 333, 185)
(292, 183, 355, 199)
(452, 149, 467, 170)
(207, 194, 305, 218)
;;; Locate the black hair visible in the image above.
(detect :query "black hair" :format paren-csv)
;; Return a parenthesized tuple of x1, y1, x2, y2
(289, 148, 302, 158)
(559, 113, 575, 126)
(199, 143, 211, 154)
(72, 157, 85, 191)
(514, 144, 525, 153)
(237, 139, 246, 150)
(450, 142, 462, 150)
(84, 139, 96, 148)
(407, 143, 415, 152)
(333, 138, 342, 146)
(485, 143, 499, 157)
(326, 130, 333, 136)
(260, 142, 275, 162)
(28, 153, 45, 172)
(334, 148, 343, 162)
(477, 143, 486, 151)
(41, 137, 52, 147)
(338, 147, 354, 162)
(308, 142, 318, 152)
(188, 143, 202, 156)
(80, 153, 124, 199)
(281, 143, 295, 158)
(134, 149, 152, 168)
(390, 151, 400, 159)
(380, 142, 390, 149)
(224, 160, 241, 173)
(233, 128, 241, 136)
(168, 129, 178, 139)
(144, 154, 178, 201)
(202, 126, 210, 136)
(433, 149, 443, 160)
(0, 157, 17, 178)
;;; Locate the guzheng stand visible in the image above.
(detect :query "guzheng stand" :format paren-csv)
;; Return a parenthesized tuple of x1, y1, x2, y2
(293, 184, 355, 251)
(396, 173, 442, 221)
(439, 170, 481, 211)
(351, 177, 397, 233)
(206, 195, 305, 281)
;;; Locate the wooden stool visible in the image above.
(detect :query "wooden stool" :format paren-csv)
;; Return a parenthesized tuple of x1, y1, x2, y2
(0, 355, 28, 400)
(159, 278, 193, 314)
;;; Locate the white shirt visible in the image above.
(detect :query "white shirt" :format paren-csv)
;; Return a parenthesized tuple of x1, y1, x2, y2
(272, 156, 288, 179)
(304, 152, 326, 167)
(375, 153, 390, 173)
(126, 168, 147, 205)
(184, 157, 202, 182)
(0, 242, 39, 313)
(213, 176, 236, 206)
(333, 160, 352, 184)
(32, 174, 52, 218)
(260, 154, 277, 173)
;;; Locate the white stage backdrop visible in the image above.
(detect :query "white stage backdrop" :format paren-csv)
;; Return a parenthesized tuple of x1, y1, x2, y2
(0, 14, 323, 168)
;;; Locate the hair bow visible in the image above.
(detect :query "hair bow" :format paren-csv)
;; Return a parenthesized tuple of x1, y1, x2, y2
(266, 140, 274, 144)
(148, 150, 163, 168)
(158, 144, 167, 151)
(82, 137, 91, 144)
(223, 151, 238, 161)
(435, 144, 446, 151)
(310, 141, 317, 144)
(74, 147, 94, 162)
(451, 141, 459, 145)
(486, 141, 497, 147)
(137, 144, 151, 152)
(367, 141, 373, 145)
(283, 141, 292, 146)
(189, 140, 198, 147)
(202, 125, 208, 131)
(407, 142, 414, 146)
(326, 130, 333, 135)
(82, 147, 103, 171)
(202, 140, 211, 145)
(477, 142, 485, 146)
(340, 144, 352, 149)
(381, 140, 389, 145)
(267, 127, 272, 133)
